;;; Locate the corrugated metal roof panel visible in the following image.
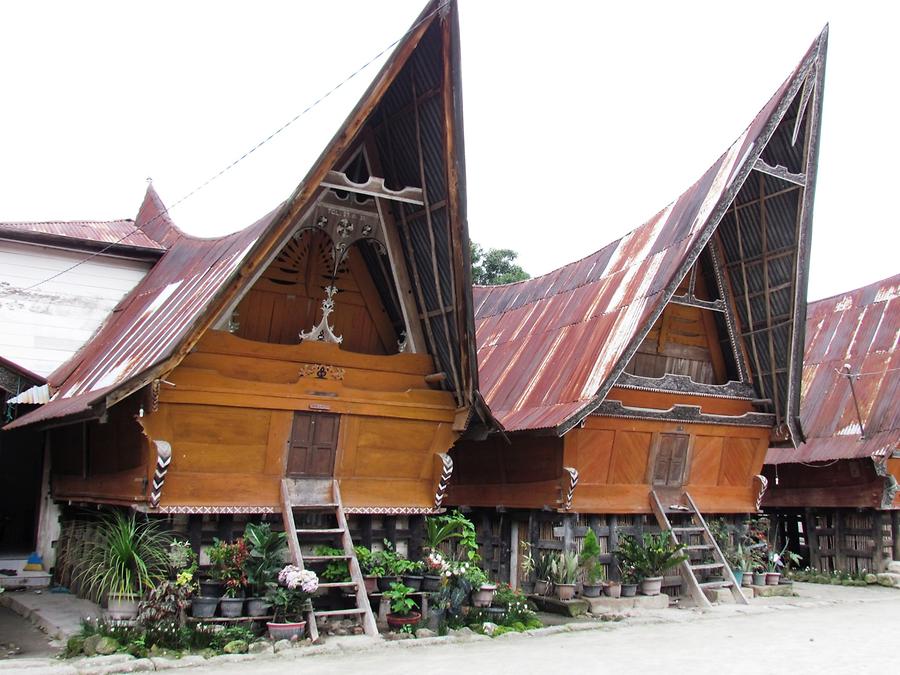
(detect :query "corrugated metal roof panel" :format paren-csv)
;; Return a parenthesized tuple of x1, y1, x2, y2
(473, 35, 823, 433)
(766, 274, 900, 464)
(0, 219, 165, 251)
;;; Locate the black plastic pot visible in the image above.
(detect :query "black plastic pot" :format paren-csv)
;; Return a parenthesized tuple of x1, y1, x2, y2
(402, 575, 423, 591)
(377, 576, 401, 592)
(191, 597, 219, 618)
(199, 580, 224, 598)
(422, 575, 442, 593)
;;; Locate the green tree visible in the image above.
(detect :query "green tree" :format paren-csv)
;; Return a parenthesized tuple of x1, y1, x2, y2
(470, 243, 530, 285)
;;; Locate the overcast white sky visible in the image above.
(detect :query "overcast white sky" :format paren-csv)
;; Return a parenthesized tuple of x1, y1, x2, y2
(1, 1, 897, 301)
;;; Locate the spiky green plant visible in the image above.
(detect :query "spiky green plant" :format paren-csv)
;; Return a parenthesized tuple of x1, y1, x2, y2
(74, 511, 170, 601)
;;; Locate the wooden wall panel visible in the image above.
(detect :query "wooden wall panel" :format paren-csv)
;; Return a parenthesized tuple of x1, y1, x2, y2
(719, 437, 757, 486)
(690, 436, 723, 486)
(572, 428, 615, 484)
(609, 431, 653, 484)
(349, 418, 436, 479)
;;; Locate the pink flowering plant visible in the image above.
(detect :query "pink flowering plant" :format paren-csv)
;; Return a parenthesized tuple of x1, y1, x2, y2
(266, 564, 318, 623)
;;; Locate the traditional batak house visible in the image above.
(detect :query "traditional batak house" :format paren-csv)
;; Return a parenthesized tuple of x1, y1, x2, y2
(762, 274, 899, 573)
(4, 0, 481, 634)
(448, 29, 829, 608)
(0, 218, 165, 583)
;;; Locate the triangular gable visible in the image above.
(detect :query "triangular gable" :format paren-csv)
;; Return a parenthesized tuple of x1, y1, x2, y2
(475, 27, 828, 439)
(6, 0, 480, 431)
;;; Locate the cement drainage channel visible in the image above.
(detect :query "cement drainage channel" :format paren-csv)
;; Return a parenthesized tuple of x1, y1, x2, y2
(1, 583, 897, 674)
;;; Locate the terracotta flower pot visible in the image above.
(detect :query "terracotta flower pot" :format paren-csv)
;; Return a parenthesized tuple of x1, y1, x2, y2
(267, 621, 306, 641)
(582, 583, 603, 598)
(534, 579, 551, 596)
(604, 581, 622, 598)
(106, 592, 140, 621)
(556, 583, 577, 601)
(471, 584, 497, 608)
(621, 583, 638, 598)
(741, 572, 753, 588)
(640, 576, 663, 596)
(766, 572, 781, 586)
(364, 575, 379, 595)
(386, 611, 421, 631)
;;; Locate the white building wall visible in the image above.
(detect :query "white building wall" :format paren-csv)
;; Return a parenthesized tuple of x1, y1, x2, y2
(0, 240, 150, 377)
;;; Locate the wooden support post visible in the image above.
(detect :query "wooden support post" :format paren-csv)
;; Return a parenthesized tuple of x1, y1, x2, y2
(187, 515, 203, 555)
(510, 520, 519, 589)
(834, 510, 845, 571)
(384, 516, 397, 548)
(607, 515, 619, 580)
(562, 514, 575, 553)
(409, 515, 425, 562)
(360, 515, 373, 549)
(804, 508, 820, 570)
(892, 510, 900, 563)
(872, 510, 886, 572)
(217, 515, 234, 542)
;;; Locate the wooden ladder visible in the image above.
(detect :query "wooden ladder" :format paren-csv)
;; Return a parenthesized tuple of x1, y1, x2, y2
(649, 490, 749, 609)
(280, 479, 379, 639)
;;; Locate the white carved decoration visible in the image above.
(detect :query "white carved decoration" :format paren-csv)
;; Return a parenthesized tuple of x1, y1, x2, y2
(299, 286, 343, 345)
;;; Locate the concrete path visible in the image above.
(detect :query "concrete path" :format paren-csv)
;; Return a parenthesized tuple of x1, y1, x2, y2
(182, 583, 900, 675)
(0, 606, 59, 660)
(0, 590, 100, 640)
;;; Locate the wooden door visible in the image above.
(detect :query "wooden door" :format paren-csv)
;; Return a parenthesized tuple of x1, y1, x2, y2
(286, 412, 340, 477)
(651, 434, 689, 487)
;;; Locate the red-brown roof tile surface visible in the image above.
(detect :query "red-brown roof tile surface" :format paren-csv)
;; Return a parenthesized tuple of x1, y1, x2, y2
(474, 47, 815, 433)
(766, 274, 900, 464)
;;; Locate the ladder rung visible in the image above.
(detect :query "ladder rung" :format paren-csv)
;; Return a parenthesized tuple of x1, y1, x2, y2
(291, 503, 338, 511)
(304, 555, 351, 562)
(673, 527, 705, 534)
(691, 563, 725, 570)
(317, 581, 357, 589)
(699, 580, 733, 589)
(314, 608, 366, 617)
(296, 528, 344, 535)
(685, 545, 714, 551)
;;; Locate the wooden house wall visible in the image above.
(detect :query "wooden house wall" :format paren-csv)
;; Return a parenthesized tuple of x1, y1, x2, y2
(50, 395, 147, 505)
(133, 331, 457, 510)
(623, 263, 728, 384)
(449, 387, 768, 514)
(761, 459, 897, 509)
(234, 230, 395, 354)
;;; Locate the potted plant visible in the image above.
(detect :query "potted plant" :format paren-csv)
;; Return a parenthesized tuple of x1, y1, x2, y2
(619, 563, 639, 597)
(580, 529, 604, 598)
(384, 582, 421, 631)
(551, 551, 579, 601)
(519, 541, 536, 594)
(619, 531, 688, 596)
(423, 551, 447, 592)
(73, 511, 169, 621)
(209, 538, 249, 617)
(266, 564, 318, 640)
(399, 559, 425, 591)
(533, 552, 553, 596)
(244, 523, 286, 616)
(466, 565, 496, 607)
(353, 545, 378, 595)
(374, 541, 403, 592)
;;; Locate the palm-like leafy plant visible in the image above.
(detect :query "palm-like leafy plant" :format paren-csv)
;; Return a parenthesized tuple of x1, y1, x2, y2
(75, 511, 169, 601)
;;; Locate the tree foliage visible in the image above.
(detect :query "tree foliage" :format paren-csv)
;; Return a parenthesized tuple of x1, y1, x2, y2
(470, 243, 529, 285)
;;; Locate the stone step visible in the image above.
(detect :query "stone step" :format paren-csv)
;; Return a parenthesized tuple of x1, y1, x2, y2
(887, 561, 900, 575)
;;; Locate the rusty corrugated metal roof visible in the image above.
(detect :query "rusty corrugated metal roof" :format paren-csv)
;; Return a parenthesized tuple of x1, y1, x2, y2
(476, 31, 827, 434)
(5, 0, 479, 431)
(765, 274, 900, 464)
(0, 218, 166, 252)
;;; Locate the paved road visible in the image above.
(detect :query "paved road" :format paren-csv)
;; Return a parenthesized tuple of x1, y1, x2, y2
(187, 584, 899, 675)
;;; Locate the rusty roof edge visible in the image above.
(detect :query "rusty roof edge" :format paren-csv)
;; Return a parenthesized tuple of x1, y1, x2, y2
(552, 34, 825, 438)
(11, 2, 448, 431)
(785, 25, 829, 448)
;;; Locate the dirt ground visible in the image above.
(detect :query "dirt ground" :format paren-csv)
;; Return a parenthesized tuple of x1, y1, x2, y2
(184, 582, 900, 675)
(0, 606, 59, 660)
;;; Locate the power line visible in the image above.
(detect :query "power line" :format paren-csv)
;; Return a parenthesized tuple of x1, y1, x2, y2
(2, 1, 450, 296)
